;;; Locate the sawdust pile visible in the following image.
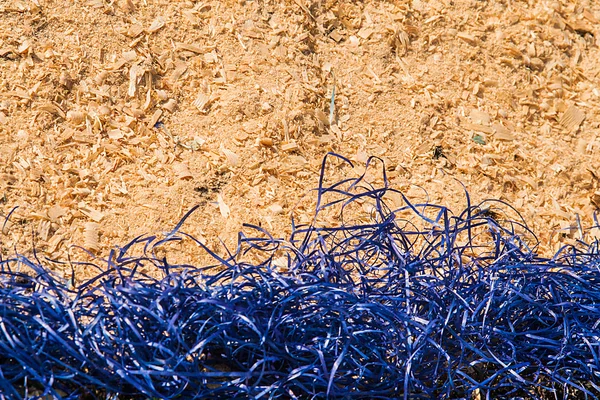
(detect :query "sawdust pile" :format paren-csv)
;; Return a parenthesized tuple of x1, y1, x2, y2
(1, 0, 600, 278)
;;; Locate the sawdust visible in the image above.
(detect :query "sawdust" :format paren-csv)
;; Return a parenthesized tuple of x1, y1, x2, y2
(1, 0, 600, 279)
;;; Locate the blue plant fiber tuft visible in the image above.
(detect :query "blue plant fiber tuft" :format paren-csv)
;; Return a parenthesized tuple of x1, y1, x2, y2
(1, 154, 599, 399)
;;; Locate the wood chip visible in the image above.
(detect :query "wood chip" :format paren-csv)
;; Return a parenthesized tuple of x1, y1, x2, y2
(221, 147, 239, 167)
(173, 162, 193, 180)
(79, 204, 104, 222)
(128, 63, 143, 97)
(357, 27, 374, 40)
(126, 24, 144, 38)
(118, 0, 135, 12)
(469, 109, 491, 125)
(330, 123, 343, 138)
(203, 52, 218, 64)
(8, 89, 31, 100)
(329, 30, 344, 42)
(147, 16, 165, 33)
(269, 203, 283, 215)
(59, 72, 73, 89)
(175, 42, 205, 54)
(37, 102, 66, 119)
(314, 109, 329, 126)
(162, 98, 177, 113)
(462, 122, 494, 135)
(66, 110, 85, 124)
(259, 137, 273, 147)
(17, 40, 31, 54)
(182, 9, 199, 25)
(457, 32, 477, 45)
(492, 123, 515, 141)
(559, 105, 585, 132)
(47, 205, 66, 221)
(107, 129, 124, 140)
(193, 92, 210, 111)
(193, 92, 218, 113)
(217, 194, 230, 218)
(47, 234, 65, 254)
(0, 47, 14, 57)
(281, 141, 299, 152)
(122, 50, 138, 61)
(147, 109, 162, 128)
(106, 58, 128, 71)
(272, 256, 288, 270)
(83, 222, 100, 251)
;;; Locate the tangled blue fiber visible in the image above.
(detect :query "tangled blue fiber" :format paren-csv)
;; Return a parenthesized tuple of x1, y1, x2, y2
(1, 154, 599, 399)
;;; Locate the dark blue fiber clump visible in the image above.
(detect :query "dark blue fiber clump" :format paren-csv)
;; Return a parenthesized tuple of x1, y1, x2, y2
(1, 154, 599, 399)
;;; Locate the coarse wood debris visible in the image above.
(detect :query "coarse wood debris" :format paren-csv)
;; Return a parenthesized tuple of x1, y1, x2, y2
(0, 0, 600, 279)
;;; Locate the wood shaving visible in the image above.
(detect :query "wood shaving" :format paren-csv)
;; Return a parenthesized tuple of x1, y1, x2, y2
(221, 147, 239, 167)
(457, 32, 477, 45)
(37, 103, 66, 119)
(173, 162, 193, 180)
(128, 64, 144, 97)
(147, 16, 165, 33)
(175, 43, 206, 54)
(47, 234, 64, 254)
(469, 109, 491, 125)
(107, 129, 124, 140)
(148, 109, 162, 128)
(78, 205, 104, 222)
(281, 142, 299, 152)
(83, 222, 100, 252)
(559, 105, 585, 133)
(492, 123, 515, 141)
(193, 92, 218, 114)
(217, 194, 230, 219)
(259, 137, 274, 147)
(162, 98, 177, 113)
(66, 110, 85, 124)
(126, 24, 144, 38)
(47, 205, 66, 221)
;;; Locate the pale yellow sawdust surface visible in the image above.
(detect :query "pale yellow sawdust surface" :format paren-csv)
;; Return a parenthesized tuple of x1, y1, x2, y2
(1, 0, 600, 280)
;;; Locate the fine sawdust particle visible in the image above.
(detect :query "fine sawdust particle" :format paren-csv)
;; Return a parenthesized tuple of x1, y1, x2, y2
(1, 0, 600, 279)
